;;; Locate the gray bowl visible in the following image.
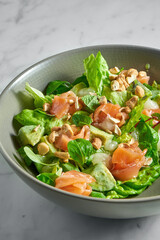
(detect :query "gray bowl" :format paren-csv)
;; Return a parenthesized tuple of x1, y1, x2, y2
(1, 45, 160, 219)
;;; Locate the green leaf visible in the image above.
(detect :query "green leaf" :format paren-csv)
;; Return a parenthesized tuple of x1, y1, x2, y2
(136, 119, 159, 164)
(72, 75, 89, 87)
(68, 139, 94, 167)
(72, 111, 92, 127)
(90, 191, 106, 198)
(102, 85, 128, 106)
(83, 51, 109, 95)
(25, 82, 52, 108)
(81, 95, 100, 112)
(61, 162, 80, 172)
(106, 165, 160, 199)
(45, 80, 71, 95)
(14, 109, 67, 134)
(127, 80, 152, 98)
(37, 166, 62, 186)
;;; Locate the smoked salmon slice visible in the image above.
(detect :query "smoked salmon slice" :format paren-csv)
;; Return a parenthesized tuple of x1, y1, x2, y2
(111, 142, 147, 181)
(93, 103, 120, 123)
(55, 170, 96, 196)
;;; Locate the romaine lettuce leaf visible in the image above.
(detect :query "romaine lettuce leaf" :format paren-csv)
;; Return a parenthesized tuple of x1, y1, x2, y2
(83, 51, 109, 95)
(37, 164, 62, 185)
(14, 109, 66, 134)
(106, 165, 160, 199)
(102, 85, 128, 106)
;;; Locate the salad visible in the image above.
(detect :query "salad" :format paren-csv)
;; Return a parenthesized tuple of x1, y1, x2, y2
(14, 51, 160, 199)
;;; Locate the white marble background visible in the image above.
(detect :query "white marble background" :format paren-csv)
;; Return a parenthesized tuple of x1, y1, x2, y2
(1, 0, 160, 239)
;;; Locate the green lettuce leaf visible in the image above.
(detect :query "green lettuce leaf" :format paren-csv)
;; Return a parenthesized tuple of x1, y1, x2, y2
(45, 80, 71, 95)
(72, 111, 92, 127)
(102, 85, 128, 106)
(136, 119, 159, 165)
(83, 51, 109, 95)
(68, 139, 94, 168)
(25, 82, 52, 108)
(81, 95, 100, 112)
(106, 165, 160, 199)
(14, 109, 66, 134)
(37, 165, 62, 186)
(61, 162, 80, 172)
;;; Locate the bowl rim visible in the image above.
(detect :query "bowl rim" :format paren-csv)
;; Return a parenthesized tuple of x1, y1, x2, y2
(1, 44, 160, 204)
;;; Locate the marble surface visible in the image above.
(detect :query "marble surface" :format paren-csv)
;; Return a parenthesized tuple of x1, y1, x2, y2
(1, 0, 160, 239)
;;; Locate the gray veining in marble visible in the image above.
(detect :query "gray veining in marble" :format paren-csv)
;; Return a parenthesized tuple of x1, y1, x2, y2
(1, 0, 160, 239)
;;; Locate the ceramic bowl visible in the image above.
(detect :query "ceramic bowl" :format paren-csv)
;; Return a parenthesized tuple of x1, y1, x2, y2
(1, 45, 160, 219)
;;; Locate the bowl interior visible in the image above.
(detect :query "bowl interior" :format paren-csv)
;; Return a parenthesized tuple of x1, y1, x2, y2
(1, 45, 160, 199)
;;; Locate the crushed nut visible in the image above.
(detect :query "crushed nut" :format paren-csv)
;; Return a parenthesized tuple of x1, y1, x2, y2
(48, 131, 56, 143)
(109, 66, 120, 74)
(120, 106, 131, 114)
(54, 152, 70, 161)
(116, 112, 126, 127)
(75, 96, 79, 110)
(109, 75, 117, 80)
(92, 138, 102, 150)
(99, 96, 107, 105)
(108, 115, 120, 124)
(61, 124, 74, 137)
(144, 157, 153, 166)
(51, 126, 61, 132)
(114, 125, 121, 136)
(126, 96, 139, 109)
(127, 68, 138, 77)
(111, 80, 120, 91)
(126, 75, 136, 84)
(37, 142, 49, 156)
(135, 85, 145, 98)
(33, 125, 40, 132)
(43, 103, 51, 112)
(67, 113, 71, 120)
(138, 71, 147, 78)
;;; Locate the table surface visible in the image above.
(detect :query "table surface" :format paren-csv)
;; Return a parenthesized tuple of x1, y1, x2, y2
(1, 0, 160, 239)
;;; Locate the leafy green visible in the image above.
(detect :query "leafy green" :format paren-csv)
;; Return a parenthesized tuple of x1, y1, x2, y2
(84, 162, 116, 191)
(37, 165, 62, 186)
(14, 109, 66, 134)
(72, 75, 89, 87)
(72, 111, 92, 127)
(136, 119, 159, 164)
(83, 51, 109, 95)
(106, 165, 160, 199)
(127, 80, 152, 98)
(102, 85, 128, 106)
(144, 81, 160, 102)
(61, 162, 80, 172)
(45, 80, 71, 95)
(121, 96, 149, 136)
(68, 139, 94, 168)
(90, 191, 106, 198)
(81, 95, 100, 112)
(25, 82, 52, 108)
(71, 82, 86, 95)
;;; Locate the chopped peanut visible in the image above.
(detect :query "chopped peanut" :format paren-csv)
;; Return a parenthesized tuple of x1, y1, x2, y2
(138, 71, 147, 78)
(99, 96, 107, 105)
(48, 131, 56, 143)
(61, 124, 74, 137)
(111, 80, 120, 91)
(43, 103, 51, 112)
(54, 152, 70, 161)
(92, 138, 102, 150)
(120, 106, 131, 114)
(126, 96, 139, 109)
(51, 126, 61, 132)
(33, 125, 40, 132)
(109, 66, 120, 74)
(37, 142, 49, 156)
(135, 86, 145, 98)
(127, 68, 138, 77)
(109, 75, 117, 80)
(114, 125, 121, 136)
